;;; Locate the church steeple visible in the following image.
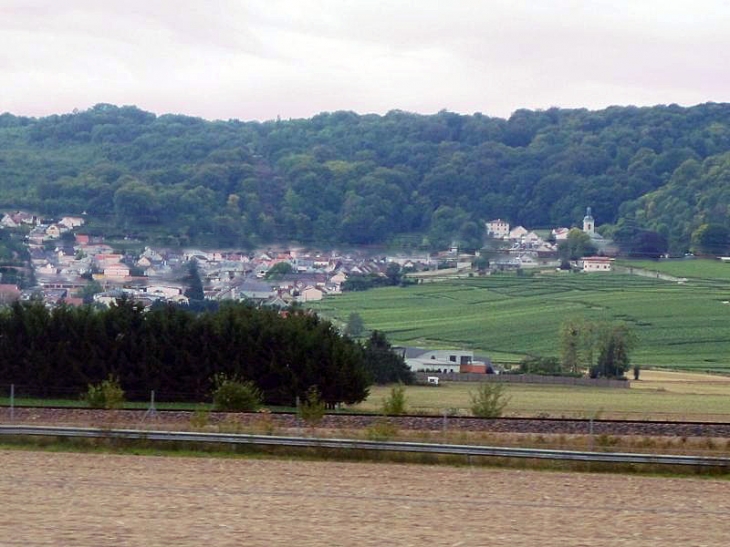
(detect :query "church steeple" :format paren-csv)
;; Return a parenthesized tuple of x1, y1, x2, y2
(583, 207, 594, 236)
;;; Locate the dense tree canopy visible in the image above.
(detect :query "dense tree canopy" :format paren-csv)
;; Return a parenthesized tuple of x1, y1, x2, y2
(2, 102, 730, 251)
(557, 228, 596, 261)
(691, 223, 729, 255)
(0, 299, 371, 406)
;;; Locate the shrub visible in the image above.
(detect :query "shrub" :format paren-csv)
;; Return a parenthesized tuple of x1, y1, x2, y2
(469, 382, 509, 418)
(297, 386, 326, 428)
(519, 355, 562, 375)
(382, 383, 408, 416)
(211, 374, 262, 412)
(254, 408, 277, 435)
(189, 405, 211, 429)
(84, 375, 125, 409)
(365, 418, 399, 441)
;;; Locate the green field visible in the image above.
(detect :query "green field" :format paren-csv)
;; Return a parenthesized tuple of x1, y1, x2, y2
(617, 258, 730, 282)
(311, 268, 730, 370)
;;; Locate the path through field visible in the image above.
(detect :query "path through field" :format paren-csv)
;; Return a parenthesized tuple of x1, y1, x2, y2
(2, 450, 729, 546)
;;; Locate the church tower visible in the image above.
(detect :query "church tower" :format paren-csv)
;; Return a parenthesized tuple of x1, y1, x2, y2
(583, 207, 595, 236)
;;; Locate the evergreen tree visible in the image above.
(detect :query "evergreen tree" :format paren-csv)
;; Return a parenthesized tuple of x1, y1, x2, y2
(362, 330, 414, 385)
(184, 260, 205, 301)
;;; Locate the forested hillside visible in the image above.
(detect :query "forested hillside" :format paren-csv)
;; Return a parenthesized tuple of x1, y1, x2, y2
(1, 102, 730, 251)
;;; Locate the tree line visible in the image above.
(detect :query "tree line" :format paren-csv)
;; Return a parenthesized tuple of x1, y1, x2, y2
(519, 319, 637, 379)
(0, 299, 409, 406)
(2, 103, 730, 252)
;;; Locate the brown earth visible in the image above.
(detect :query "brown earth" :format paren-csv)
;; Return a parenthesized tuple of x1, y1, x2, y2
(1, 449, 729, 546)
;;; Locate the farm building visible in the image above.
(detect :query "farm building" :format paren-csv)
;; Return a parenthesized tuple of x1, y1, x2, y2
(581, 256, 614, 272)
(396, 347, 493, 374)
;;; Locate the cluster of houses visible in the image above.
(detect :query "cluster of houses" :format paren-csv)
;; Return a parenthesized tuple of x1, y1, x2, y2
(30, 243, 407, 309)
(0, 207, 618, 309)
(485, 207, 615, 272)
(1, 211, 448, 308)
(1, 211, 86, 241)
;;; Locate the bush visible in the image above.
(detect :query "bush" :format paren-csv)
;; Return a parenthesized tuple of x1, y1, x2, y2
(253, 408, 277, 435)
(365, 418, 399, 441)
(189, 405, 211, 429)
(469, 382, 509, 418)
(297, 386, 326, 427)
(84, 375, 125, 409)
(211, 374, 262, 412)
(519, 355, 562, 375)
(382, 383, 408, 416)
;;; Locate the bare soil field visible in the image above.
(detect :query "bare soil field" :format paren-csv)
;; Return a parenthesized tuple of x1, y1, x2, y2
(1, 450, 729, 546)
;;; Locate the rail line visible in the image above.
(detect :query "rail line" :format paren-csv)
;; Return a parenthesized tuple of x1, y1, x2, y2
(3, 406, 730, 437)
(4, 404, 730, 425)
(1, 425, 728, 468)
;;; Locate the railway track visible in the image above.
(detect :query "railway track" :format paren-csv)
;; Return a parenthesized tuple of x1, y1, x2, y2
(3, 406, 730, 437)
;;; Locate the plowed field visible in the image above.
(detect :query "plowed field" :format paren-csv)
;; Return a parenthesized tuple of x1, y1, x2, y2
(2, 450, 729, 546)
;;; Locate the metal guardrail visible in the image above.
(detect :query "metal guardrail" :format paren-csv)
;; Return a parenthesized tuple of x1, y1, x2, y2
(1, 425, 729, 467)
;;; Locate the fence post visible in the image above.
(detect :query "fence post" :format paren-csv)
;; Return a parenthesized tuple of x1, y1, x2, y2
(143, 390, 157, 421)
(9, 384, 14, 422)
(589, 417, 594, 451)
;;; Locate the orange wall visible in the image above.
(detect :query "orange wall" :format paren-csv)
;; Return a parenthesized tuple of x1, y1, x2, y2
(460, 364, 486, 374)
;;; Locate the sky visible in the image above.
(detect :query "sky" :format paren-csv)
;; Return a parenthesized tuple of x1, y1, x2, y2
(1, 0, 728, 121)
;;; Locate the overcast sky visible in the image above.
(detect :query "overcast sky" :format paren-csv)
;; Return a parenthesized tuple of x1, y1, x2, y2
(1, 0, 728, 121)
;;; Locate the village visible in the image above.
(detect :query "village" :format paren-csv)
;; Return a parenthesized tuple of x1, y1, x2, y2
(0, 208, 615, 309)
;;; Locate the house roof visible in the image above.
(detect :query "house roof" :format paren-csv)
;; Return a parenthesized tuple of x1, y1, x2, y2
(237, 279, 274, 293)
(0, 284, 21, 296)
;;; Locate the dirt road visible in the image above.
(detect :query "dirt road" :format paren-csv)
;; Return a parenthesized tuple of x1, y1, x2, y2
(1, 450, 729, 546)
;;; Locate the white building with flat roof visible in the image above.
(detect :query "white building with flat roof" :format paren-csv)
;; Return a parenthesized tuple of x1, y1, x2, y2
(582, 256, 613, 272)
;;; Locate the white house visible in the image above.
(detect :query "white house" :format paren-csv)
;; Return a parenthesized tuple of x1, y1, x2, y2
(486, 219, 510, 239)
(0, 214, 18, 228)
(37, 263, 58, 275)
(145, 285, 183, 298)
(524, 231, 543, 244)
(104, 264, 131, 279)
(59, 216, 85, 229)
(329, 272, 347, 286)
(508, 226, 528, 240)
(298, 286, 324, 302)
(169, 294, 190, 305)
(45, 224, 62, 239)
(516, 254, 537, 266)
(552, 227, 570, 241)
(582, 256, 613, 272)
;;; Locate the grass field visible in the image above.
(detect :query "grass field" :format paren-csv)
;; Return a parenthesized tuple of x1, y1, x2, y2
(617, 258, 730, 282)
(358, 370, 730, 420)
(311, 268, 730, 370)
(0, 397, 211, 410)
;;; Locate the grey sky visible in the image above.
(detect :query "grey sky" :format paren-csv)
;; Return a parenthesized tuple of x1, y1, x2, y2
(1, 0, 728, 121)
